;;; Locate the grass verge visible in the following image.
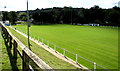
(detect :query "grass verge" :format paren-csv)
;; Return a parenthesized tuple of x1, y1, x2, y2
(0, 28, 22, 70)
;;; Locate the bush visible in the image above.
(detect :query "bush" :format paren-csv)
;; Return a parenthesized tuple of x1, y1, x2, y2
(16, 22, 22, 24)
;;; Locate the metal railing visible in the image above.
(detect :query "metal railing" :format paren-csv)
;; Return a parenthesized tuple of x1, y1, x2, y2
(15, 27, 110, 70)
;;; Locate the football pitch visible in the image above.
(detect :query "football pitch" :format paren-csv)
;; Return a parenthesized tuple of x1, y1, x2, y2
(13, 24, 118, 69)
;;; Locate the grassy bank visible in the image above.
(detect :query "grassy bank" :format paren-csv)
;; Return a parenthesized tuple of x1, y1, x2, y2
(0, 28, 22, 70)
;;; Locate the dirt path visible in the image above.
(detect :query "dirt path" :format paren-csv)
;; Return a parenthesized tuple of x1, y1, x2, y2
(10, 26, 89, 70)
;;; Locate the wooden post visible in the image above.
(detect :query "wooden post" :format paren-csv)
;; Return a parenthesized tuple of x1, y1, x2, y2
(22, 50, 25, 71)
(13, 40, 17, 67)
(6, 32, 8, 42)
(2, 27, 4, 37)
(7, 33, 9, 43)
(13, 40, 17, 59)
(4, 29, 6, 38)
(4, 29, 7, 39)
(94, 62, 96, 71)
(1, 26, 3, 36)
(9, 35, 12, 48)
(6, 34, 9, 43)
(4, 28, 6, 38)
(22, 50, 29, 71)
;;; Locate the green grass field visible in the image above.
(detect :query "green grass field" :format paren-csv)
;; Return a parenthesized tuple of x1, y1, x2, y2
(7, 26, 78, 69)
(13, 24, 118, 69)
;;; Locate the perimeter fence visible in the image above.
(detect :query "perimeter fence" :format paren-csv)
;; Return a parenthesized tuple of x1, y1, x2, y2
(15, 27, 110, 71)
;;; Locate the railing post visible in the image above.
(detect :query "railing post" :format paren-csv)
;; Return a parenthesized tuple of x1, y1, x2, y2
(47, 41, 49, 48)
(76, 54, 78, 63)
(38, 37, 39, 42)
(4, 29, 7, 39)
(13, 40, 17, 67)
(6, 32, 9, 42)
(22, 50, 29, 71)
(31, 35, 33, 39)
(13, 40, 17, 59)
(94, 62, 96, 71)
(22, 50, 25, 71)
(4, 28, 7, 38)
(1, 26, 3, 36)
(54, 45, 56, 52)
(63, 49, 65, 56)
(34, 36, 35, 39)
(6, 34, 9, 43)
(42, 39, 44, 45)
(9, 35, 12, 48)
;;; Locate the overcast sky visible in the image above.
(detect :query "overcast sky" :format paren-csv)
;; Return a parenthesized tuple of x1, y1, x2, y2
(0, 0, 119, 11)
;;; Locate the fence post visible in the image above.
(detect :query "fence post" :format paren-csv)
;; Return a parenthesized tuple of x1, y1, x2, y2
(31, 35, 33, 39)
(94, 62, 96, 71)
(22, 50, 29, 71)
(6, 32, 9, 42)
(13, 40, 17, 59)
(4, 29, 7, 39)
(34, 36, 35, 39)
(23, 31, 26, 34)
(22, 50, 25, 71)
(4, 29, 7, 40)
(76, 54, 78, 63)
(13, 40, 17, 67)
(29, 33, 30, 36)
(38, 37, 39, 42)
(63, 49, 65, 56)
(47, 41, 49, 48)
(54, 45, 56, 52)
(9, 35, 12, 48)
(42, 39, 44, 45)
(6, 34, 9, 43)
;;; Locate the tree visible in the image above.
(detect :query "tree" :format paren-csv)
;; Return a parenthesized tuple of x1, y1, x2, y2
(89, 5, 105, 24)
(107, 9, 120, 26)
(9, 11, 17, 25)
(62, 7, 72, 24)
(22, 16, 27, 21)
(2, 11, 9, 21)
(31, 6, 119, 26)
(18, 12, 27, 21)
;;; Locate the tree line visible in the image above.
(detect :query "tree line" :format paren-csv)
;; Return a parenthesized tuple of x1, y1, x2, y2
(2, 5, 120, 26)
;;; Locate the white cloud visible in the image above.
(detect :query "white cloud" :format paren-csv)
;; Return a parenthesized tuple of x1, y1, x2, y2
(94, 0, 119, 8)
(0, 0, 26, 11)
(0, 0, 119, 11)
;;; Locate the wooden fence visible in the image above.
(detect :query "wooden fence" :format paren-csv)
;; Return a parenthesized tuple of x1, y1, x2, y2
(1, 23, 53, 71)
